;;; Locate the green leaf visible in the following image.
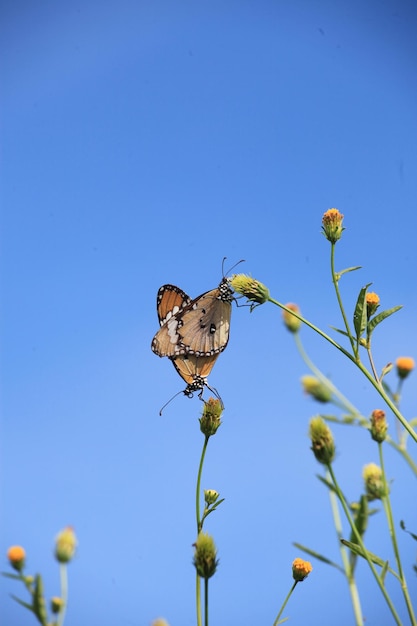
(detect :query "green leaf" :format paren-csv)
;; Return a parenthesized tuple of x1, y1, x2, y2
(367, 305, 403, 335)
(380, 560, 389, 584)
(292, 542, 344, 573)
(329, 326, 351, 338)
(10, 594, 35, 612)
(33, 574, 48, 626)
(340, 540, 400, 580)
(353, 284, 372, 341)
(400, 520, 417, 542)
(337, 265, 362, 278)
(316, 474, 337, 493)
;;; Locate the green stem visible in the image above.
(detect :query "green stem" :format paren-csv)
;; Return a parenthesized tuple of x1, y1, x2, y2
(379, 445, 417, 625)
(326, 463, 403, 626)
(204, 577, 209, 626)
(330, 243, 357, 357)
(269, 298, 417, 444)
(272, 581, 297, 626)
(327, 473, 363, 625)
(57, 564, 68, 626)
(196, 435, 209, 626)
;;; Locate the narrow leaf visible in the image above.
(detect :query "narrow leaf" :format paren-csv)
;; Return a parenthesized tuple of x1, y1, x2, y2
(292, 542, 344, 572)
(316, 474, 337, 493)
(337, 265, 362, 277)
(340, 540, 400, 580)
(353, 284, 372, 341)
(367, 305, 403, 335)
(10, 594, 35, 612)
(329, 326, 351, 338)
(380, 560, 389, 584)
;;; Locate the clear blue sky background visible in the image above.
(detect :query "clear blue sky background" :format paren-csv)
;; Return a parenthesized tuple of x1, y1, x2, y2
(1, 2, 417, 625)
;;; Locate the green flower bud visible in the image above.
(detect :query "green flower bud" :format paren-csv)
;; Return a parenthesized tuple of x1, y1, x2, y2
(363, 463, 388, 500)
(199, 398, 222, 437)
(302, 376, 332, 403)
(204, 489, 219, 505)
(322, 208, 344, 244)
(193, 532, 218, 579)
(55, 527, 77, 563)
(309, 417, 335, 465)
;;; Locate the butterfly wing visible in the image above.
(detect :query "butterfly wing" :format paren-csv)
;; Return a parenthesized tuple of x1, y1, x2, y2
(171, 353, 219, 393)
(156, 284, 191, 326)
(152, 278, 233, 357)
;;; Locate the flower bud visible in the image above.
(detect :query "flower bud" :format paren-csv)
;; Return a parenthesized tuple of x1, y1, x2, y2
(55, 527, 77, 563)
(301, 375, 332, 403)
(230, 274, 270, 307)
(292, 558, 313, 582)
(282, 303, 302, 333)
(365, 292, 380, 318)
(7, 546, 26, 572)
(370, 409, 388, 443)
(199, 398, 223, 437)
(363, 463, 388, 500)
(322, 208, 344, 243)
(151, 619, 170, 626)
(309, 417, 335, 465)
(396, 356, 415, 380)
(50, 597, 65, 614)
(193, 532, 218, 579)
(204, 489, 219, 505)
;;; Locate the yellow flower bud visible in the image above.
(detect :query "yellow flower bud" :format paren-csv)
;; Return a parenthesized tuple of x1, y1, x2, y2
(55, 527, 77, 563)
(363, 463, 388, 500)
(301, 375, 332, 403)
(396, 356, 415, 380)
(365, 292, 380, 318)
(322, 208, 344, 243)
(151, 619, 170, 626)
(230, 274, 270, 308)
(204, 489, 219, 505)
(370, 409, 388, 443)
(292, 558, 313, 581)
(50, 597, 65, 614)
(282, 303, 302, 333)
(309, 417, 335, 465)
(193, 532, 218, 579)
(199, 398, 222, 437)
(7, 545, 26, 572)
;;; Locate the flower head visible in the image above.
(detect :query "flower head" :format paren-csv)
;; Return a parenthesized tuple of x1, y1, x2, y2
(370, 409, 388, 443)
(322, 208, 344, 243)
(193, 532, 218, 579)
(230, 274, 270, 308)
(363, 463, 388, 500)
(7, 545, 26, 572)
(366, 292, 380, 318)
(55, 526, 77, 563)
(282, 303, 302, 333)
(309, 417, 335, 465)
(50, 597, 65, 615)
(292, 558, 313, 582)
(199, 398, 223, 437)
(302, 375, 332, 403)
(204, 489, 219, 505)
(396, 356, 415, 380)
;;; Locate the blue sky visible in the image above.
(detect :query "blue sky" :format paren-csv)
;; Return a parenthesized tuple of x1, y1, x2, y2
(1, 1, 417, 624)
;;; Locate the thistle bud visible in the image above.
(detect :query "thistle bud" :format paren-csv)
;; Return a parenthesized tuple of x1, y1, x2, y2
(363, 463, 388, 500)
(199, 398, 222, 437)
(230, 274, 270, 307)
(322, 208, 344, 243)
(309, 417, 335, 465)
(396, 356, 415, 380)
(282, 303, 302, 333)
(370, 409, 388, 443)
(365, 292, 380, 318)
(204, 489, 219, 505)
(55, 526, 77, 563)
(50, 597, 65, 615)
(193, 532, 218, 579)
(301, 375, 332, 403)
(292, 558, 313, 582)
(7, 546, 26, 572)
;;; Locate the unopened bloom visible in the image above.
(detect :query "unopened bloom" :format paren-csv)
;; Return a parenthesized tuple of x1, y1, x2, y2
(309, 417, 335, 464)
(50, 597, 65, 614)
(282, 303, 302, 333)
(396, 357, 415, 380)
(366, 292, 380, 318)
(302, 375, 332, 403)
(292, 558, 313, 582)
(204, 489, 219, 505)
(151, 620, 170, 626)
(363, 463, 388, 500)
(55, 527, 77, 563)
(322, 208, 344, 243)
(7, 546, 26, 572)
(370, 409, 388, 443)
(193, 532, 218, 579)
(230, 274, 270, 307)
(200, 398, 223, 436)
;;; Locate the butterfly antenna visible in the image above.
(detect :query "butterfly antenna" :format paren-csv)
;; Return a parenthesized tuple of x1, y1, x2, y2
(158, 390, 183, 416)
(222, 257, 245, 277)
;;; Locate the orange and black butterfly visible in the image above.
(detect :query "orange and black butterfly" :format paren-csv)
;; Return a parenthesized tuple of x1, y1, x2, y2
(151, 277, 234, 358)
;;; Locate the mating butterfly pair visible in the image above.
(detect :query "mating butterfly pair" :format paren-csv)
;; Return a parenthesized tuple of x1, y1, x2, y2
(151, 277, 234, 409)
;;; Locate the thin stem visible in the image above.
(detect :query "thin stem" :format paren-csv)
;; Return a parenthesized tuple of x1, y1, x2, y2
(379, 445, 417, 625)
(329, 243, 357, 357)
(366, 345, 379, 381)
(327, 473, 363, 626)
(57, 564, 68, 626)
(326, 463, 403, 626)
(272, 581, 297, 626)
(204, 577, 209, 626)
(196, 435, 209, 626)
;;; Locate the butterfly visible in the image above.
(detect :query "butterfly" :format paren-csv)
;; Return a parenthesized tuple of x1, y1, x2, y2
(151, 277, 234, 358)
